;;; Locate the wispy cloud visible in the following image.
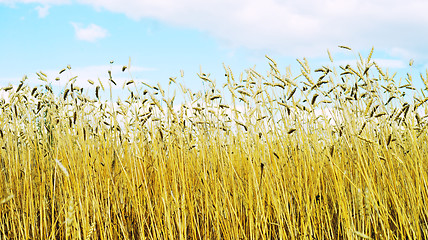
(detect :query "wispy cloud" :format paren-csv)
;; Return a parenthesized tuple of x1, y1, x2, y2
(3, 0, 428, 59)
(0, 0, 70, 7)
(70, 0, 428, 58)
(71, 22, 108, 42)
(372, 59, 406, 69)
(43, 64, 155, 88)
(333, 58, 406, 70)
(0, 64, 156, 88)
(35, 4, 50, 18)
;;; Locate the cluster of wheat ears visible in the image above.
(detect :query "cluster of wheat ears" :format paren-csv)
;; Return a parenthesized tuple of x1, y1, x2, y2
(1, 46, 428, 239)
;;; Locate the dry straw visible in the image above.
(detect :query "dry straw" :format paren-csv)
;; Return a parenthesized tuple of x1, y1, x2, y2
(0, 47, 428, 239)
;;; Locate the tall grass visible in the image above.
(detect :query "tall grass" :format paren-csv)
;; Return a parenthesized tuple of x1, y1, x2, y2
(1, 47, 428, 239)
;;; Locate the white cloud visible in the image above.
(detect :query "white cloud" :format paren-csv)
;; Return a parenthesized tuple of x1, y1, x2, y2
(372, 58, 406, 69)
(333, 58, 406, 70)
(71, 22, 108, 42)
(69, 0, 428, 58)
(0, 77, 21, 86)
(42, 64, 155, 88)
(35, 4, 50, 18)
(0, 64, 155, 90)
(3, 0, 428, 59)
(0, 0, 69, 6)
(387, 48, 415, 61)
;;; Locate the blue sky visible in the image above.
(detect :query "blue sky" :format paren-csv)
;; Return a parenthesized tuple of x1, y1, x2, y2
(1, 0, 428, 98)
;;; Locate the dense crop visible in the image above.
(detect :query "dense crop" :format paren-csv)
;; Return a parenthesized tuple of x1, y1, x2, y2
(1, 47, 428, 239)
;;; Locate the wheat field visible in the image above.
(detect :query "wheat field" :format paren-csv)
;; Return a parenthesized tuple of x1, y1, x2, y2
(1, 47, 428, 239)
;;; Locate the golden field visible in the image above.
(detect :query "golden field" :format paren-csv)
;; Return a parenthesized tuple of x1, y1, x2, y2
(1, 47, 428, 239)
